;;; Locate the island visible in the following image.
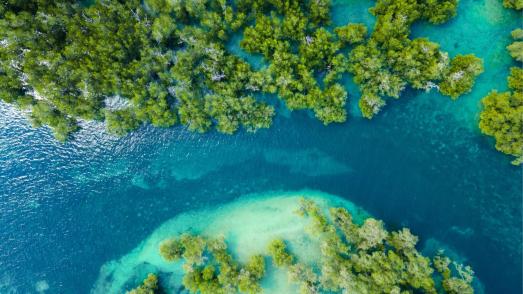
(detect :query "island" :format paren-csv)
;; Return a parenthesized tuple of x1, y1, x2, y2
(93, 191, 479, 294)
(1, 0, 482, 140)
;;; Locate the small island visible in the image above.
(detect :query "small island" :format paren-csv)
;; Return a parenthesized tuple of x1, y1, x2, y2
(94, 191, 478, 294)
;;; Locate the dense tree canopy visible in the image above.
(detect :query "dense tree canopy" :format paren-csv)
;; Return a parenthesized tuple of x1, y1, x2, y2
(158, 234, 265, 294)
(145, 198, 475, 293)
(0, 0, 482, 140)
(274, 198, 476, 294)
(439, 55, 484, 99)
(0, 0, 273, 140)
(126, 273, 159, 294)
(507, 8, 523, 61)
(347, 0, 482, 118)
(475, 2, 523, 165)
(239, 0, 352, 124)
(503, 0, 523, 10)
(479, 68, 523, 165)
(507, 42, 523, 62)
(478, 28, 523, 165)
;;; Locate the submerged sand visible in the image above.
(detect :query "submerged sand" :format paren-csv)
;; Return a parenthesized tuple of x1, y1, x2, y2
(92, 190, 483, 293)
(92, 190, 369, 293)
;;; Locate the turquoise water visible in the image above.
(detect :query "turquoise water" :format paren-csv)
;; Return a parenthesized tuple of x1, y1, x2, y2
(92, 191, 371, 293)
(0, 0, 521, 293)
(93, 191, 486, 293)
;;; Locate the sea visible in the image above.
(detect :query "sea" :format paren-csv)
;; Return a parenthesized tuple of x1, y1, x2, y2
(0, 0, 521, 292)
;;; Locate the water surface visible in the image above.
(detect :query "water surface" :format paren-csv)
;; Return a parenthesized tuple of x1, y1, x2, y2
(0, 0, 521, 292)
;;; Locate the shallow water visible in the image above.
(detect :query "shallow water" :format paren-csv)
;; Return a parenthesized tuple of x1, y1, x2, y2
(0, 0, 521, 293)
(93, 191, 487, 293)
(92, 191, 370, 294)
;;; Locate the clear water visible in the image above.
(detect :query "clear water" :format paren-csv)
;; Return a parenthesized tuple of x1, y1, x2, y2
(92, 191, 371, 293)
(0, 0, 521, 293)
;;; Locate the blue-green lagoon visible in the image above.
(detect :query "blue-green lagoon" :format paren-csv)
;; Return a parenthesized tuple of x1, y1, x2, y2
(0, 0, 521, 293)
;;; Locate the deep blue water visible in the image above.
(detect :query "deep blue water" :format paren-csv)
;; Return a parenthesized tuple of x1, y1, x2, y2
(0, 0, 521, 293)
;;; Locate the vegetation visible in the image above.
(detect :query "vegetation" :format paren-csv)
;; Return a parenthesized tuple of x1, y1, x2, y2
(479, 0, 523, 165)
(439, 55, 484, 99)
(507, 27, 523, 62)
(479, 69, 523, 165)
(503, 0, 523, 10)
(267, 239, 294, 266)
(126, 273, 159, 294)
(0, 0, 273, 140)
(239, 1, 350, 124)
(478, 28, 523, 165)
(270, 198, 476, 294)
(347, 0, 482, 118)
(335, 24, 368, 45)
(158, 235, 265, 294)
(152, 198, 475, 293)
(0, 0, 482, 140)
(507, 42, 523, 62)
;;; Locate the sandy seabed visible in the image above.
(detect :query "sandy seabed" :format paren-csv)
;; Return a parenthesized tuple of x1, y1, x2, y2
(92, 190, 484, 294)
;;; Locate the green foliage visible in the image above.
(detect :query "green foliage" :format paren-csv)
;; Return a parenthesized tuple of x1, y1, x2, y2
(309, 0, 332, 25)
(159, 234, 265, 294)
(239, 2, 349, 125)
(507, 41, 523, 62)
(313, 84, 347, 124)
(434, 253, 474, 294)
(205, 95, 274, 134)
(479, 27, 523, 165)
(105, 109, 140, 137)
(152, 14, 176, 42)
(297, 198, 331, 234)
(159, 234, 207, 266)
(439, 55, 484, 99)
(356, 218, 388, 250)
(180, 234, 207, 266)
(508, 67, 523, 91)
(389, 228, 418, 252)
(127, 273, 159, 294)
(268, 239, 294, 267)
(288, 263, 320, 294)
(422, 0, 459, 24)
(151, 198, 476, 293)
(503, 0, 523, 10)
(335, 23, 367, 45)
(348, 0, 480, 117)
(238, 255, 265, 293)
(0, 0, 274, 140)
(30, 101, 79, 142)
(511, 28, 523, 40)
(1, 0, 479, 139)
(479, 90, 523, 165)
(508, 27, 523, 63)
(288, 199, 476, 294)
(159, 238, 184, 261)
(358, 92, 387, 119)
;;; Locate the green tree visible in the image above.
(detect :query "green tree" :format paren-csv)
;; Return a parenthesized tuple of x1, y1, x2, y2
(507, 42, 523, 62)
(0, 0, 482, 139)
(479, 27, 523, 165)
(159, 238, 184, 261)
(439, 55, 484, 99)
(151, 198, 476, 293)
(479, 90, 523, 165)
(503, 0, 523, 10)
(127, 273, 159, 294)
(511, 28, 523, 40)
(267, 239, 294, 267)
(334, 23, 367, 45)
